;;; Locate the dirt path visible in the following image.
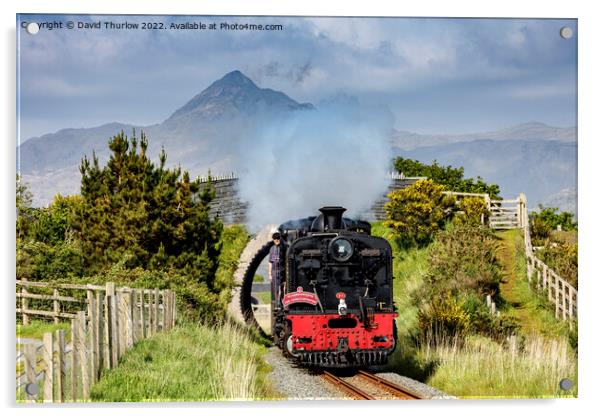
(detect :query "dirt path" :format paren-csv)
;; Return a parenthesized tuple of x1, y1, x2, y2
(496, 230, 541, 336)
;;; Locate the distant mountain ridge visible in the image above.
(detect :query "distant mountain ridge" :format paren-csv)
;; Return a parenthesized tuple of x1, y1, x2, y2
(18, 70, 577, 212)
(392, 121, 576, 151)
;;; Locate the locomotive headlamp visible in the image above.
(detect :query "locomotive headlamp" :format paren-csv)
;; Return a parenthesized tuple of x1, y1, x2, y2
(329, 237, 353, 262)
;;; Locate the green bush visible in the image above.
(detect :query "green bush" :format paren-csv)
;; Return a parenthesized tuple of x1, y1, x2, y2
(413, 223, 508, 340)
(453, 197, 489, 226)
(535, 242, 578, 288)
(462, 292, 520, 340)
(417, 292, 471, 342)
(28, 195, 83, 245)
(78, 262, 227, 323)
(384, 179, 456, 247)
(16, 240, 85, 281)
(419, 223, 502, 300)
(530, 205, 577, 244)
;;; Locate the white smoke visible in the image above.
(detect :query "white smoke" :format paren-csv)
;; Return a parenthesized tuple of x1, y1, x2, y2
(237, 101, 393, 231)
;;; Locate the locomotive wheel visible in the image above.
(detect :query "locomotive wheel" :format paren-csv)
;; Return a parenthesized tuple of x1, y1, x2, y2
(239, 240, 274, 338)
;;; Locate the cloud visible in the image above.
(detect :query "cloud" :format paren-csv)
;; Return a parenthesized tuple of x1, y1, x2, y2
(503, 82, 575, 99)
(24, 75, 108, 98)
(253, 60, 313, 85)
(17, 15, 577, 138)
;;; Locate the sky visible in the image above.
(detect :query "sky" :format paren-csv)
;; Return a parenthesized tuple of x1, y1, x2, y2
(17, 14, 577, 141)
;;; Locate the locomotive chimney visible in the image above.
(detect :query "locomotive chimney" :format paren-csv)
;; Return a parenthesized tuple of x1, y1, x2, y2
(319, 206, 347, 230)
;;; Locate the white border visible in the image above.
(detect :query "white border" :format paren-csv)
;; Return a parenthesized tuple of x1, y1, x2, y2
(2, 1, 599, 416)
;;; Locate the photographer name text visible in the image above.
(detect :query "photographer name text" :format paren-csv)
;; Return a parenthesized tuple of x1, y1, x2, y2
(21, 20, 284, 32)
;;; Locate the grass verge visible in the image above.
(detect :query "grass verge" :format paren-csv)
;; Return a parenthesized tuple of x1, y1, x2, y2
(371, 222, 433, 380)
(90, 321, 277, 401)
(17, 320, 71, 342)
(419, 334, 577, 398)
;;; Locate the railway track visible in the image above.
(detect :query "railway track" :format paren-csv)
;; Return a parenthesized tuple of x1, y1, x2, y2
(322, 370, 423, 400)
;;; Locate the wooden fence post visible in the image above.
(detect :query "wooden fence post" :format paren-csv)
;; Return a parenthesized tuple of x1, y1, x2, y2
(167, 290, 172, 330)
(77, 311, 90, 400)
(107, 282, 118, 368)
(23, 343, 37, 403)
(104, 283, 112, 369)
(86, 287, 94, 326)
(153, 288, 160, 334)
(22, 278, 30, 326)
(168, 291, 173, 329)
(555, 279, 561, 319)
(88, 294, 98, 382)
(542, 265, 547, 293)
(53, 289, 60, 324)
(172, 290, 177, 328)
(115, 290, 121, 359)
(568, 288, 574, 321)
(546, 268, 554, 302)
(56, 329, 65, 403)
(132, 290, 139, 343)
(43, 332, 54, 402)
(140, 290, 147, 340)
(126, 289, 134, 349)
(117, 290, 125, 357)
(162, 290, 168, 331)
(148, 288, 154, 334)
(71, 316, 78, 401)
(95, 291, 102, 373)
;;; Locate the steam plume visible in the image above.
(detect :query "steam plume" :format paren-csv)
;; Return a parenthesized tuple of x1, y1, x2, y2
(236, 101, 393, 231)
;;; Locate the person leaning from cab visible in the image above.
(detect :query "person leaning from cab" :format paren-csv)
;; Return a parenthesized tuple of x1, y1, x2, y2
(268, 232, 283, 306)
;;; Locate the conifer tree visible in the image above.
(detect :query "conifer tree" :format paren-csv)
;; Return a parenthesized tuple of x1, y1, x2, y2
(76, 131, 222, 290)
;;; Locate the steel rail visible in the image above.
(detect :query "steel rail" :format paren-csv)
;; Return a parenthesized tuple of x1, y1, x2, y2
(322, 371, 376, 400)
(357, 370, 423, 399)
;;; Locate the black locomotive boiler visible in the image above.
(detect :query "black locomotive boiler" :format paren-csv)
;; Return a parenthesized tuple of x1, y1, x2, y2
(240, 206, 397, 368)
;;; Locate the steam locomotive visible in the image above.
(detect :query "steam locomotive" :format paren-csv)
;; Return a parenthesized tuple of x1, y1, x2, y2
(240, 206, 397, 368)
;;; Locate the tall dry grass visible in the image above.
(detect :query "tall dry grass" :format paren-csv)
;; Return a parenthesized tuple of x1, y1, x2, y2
(90, 321, 274, 402)
(419, 333, 577, 398)
(209, 323, 263, 400)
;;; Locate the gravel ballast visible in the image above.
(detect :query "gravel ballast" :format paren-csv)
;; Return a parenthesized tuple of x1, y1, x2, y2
(376, 372, 456, 399)
(263, 347, 455, 400)
(263, 347, 346, 400)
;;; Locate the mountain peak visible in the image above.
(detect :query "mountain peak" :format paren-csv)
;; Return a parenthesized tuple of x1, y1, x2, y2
(165, 70, 313, 123)
(217, 70, 257, 88)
